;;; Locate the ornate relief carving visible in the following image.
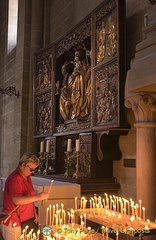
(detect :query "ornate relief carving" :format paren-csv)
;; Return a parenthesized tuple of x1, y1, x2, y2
(56, 47, 91, 132)
(35, 92, 52, 135)
(95, 61, 118, 125)
(96, 0, 117, 22)
(79, 133, 92, 178)
(96, 9, 117, 64)
(125, 92, 156, 122)
(80, 134, 92, 144)
(56, 18, 91, 58)
(35, 57, 52, 91)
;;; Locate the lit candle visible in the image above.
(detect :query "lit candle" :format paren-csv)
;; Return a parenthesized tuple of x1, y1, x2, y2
(127, 200, 130, 215)
(13, 223, 17, 239)
(120, 201, 123, 214)
(106, 197, 109, 209)
(68, 212, 71, 224)
(37, 229, 40, 240)
(116, 197, 119, 212)
(81, 197, 85, 209)
(112, 203, 115, 212)
(131, 203, 134, 216)
(142, 207, 146, 221)
(84, 213, 86, 227)
(40, 141, 44, 153)
(20, 234, 24, 240)
(138, 217, 141, 227)
(30, 229, 33, 239)
(76, 139, 80, 152)
(46, 207, 49, 225)
(83, 199, 87, 209)
(75, 197, 78, 210)
(62, 210, 66, 224)
(67, 139, 72, 152)
(52, 205, 55, 225)
(118, 214, 122, 224)
(144, 225, 149, 230)
(59, 218, 62, 227)
(49, 204, 52, 225)
(116, 231, 119, 240)
(106, 227, 108, 240)
(56, 219, 58, 230)
(122, 198, 126, 210)
(22, 229, 25, 239)
(61, 204, 64, 213)
(81, 220, 84, 229)
(102, 198, 105, 208)
(110, 195, 112, 209)
(101, 226, 105, 240)
(139, 200, 142, 218)
(147, 219, 150, 223)
(46, 140, 50, 152)
(90, 199, 92, 210)
(72, 222, 75, 229)
(56, 204, 59, 212)
(135, 204, 139, 219)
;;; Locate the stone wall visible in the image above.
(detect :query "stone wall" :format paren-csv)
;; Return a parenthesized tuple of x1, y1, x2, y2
(0, 0, 44, 176)
(0, 0, 18, 175)
(50, 0, 104, 43)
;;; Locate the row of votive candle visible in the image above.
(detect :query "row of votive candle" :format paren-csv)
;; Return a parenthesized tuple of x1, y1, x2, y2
(40, 140, 50, 153)
(46, 204, 78, 227)
(20, 227, 40, 240)
(45, 205, 113, 240)
(75, 194, 146, 221)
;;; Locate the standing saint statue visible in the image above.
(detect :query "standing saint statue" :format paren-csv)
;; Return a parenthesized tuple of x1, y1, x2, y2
(70, 49, 90, 119)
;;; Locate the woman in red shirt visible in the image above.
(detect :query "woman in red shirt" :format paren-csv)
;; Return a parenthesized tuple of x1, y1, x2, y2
(2, 153, 49, 240)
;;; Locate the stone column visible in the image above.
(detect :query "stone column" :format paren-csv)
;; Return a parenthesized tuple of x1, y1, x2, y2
(125, 92, 156, 221)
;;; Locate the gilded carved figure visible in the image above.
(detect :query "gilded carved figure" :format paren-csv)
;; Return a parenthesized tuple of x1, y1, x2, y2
(36, 59, 51, 90)
(96, 83, 118, 124)
(96, 14, 117, 64)
(71, 49, 87, 119)
(96, 22, 106, 64)
(59, 61, 74, 121)
(59, 49, 91, 122)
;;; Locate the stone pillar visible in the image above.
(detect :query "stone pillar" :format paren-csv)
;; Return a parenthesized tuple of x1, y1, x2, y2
(125, 92, 156, 221)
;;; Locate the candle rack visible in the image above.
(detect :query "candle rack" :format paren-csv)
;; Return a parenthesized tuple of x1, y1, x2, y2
(74, 194, 156, 240)
(20, 194, 156, 240)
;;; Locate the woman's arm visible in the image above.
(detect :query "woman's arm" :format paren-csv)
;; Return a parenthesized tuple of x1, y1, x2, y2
(12, 192, 49, 205)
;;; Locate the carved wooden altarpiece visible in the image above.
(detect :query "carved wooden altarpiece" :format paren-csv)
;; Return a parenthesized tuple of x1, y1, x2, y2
(33, 0, 127, 194)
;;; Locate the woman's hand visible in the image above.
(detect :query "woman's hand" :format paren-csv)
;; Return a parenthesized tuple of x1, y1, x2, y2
(37, 192, 49, 201)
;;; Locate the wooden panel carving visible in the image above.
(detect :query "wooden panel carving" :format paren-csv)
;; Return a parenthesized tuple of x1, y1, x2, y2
(96, 0, 117, 22)
(96, 4, 117, 64)
(95, 60, 118, 125)
(48, 137, 56, 173)
(35, 47, 52, 91)
(55, 37, 91, 133)
(56, 17, 91, 58)
(34, 45, 53, 137)
(33, 0, 126, 182)
(35, 92, 52, 135)
(79, 133, 94, 178)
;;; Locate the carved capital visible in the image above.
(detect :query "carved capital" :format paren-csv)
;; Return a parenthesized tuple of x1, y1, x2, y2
(125, 92, 156, 123)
